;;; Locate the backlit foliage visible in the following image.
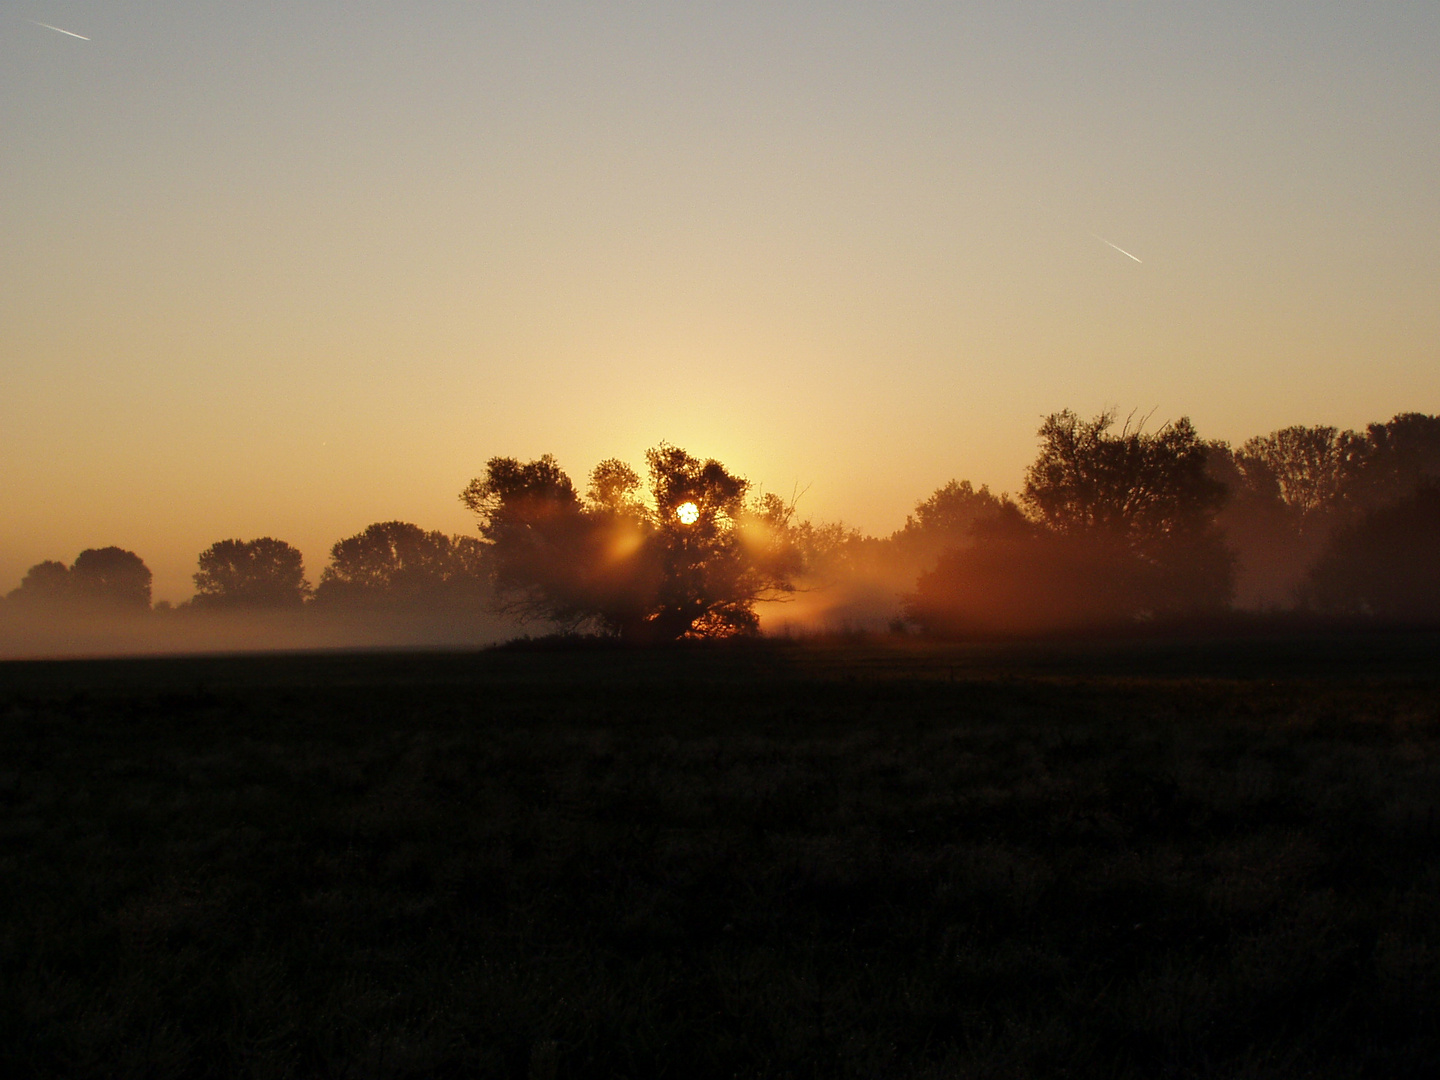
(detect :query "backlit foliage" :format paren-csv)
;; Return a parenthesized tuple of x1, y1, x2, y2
(461, 444, 800, 640)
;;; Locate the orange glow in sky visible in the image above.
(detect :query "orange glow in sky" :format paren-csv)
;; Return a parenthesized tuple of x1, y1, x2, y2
(3, 3, 1437, 601)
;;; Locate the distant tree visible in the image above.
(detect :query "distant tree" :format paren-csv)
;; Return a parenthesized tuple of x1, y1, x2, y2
(69, 548, 152, 609)
(1344, 413, 1440, 511)
(1233, 425, 1362, 524)
(1021, 410, 1233, 613)
(1023, 411, 1223, 539)
(790, 519, 872, 581)
(1206, 441, 1317, 609)
(315, 521, 488, 606)
(1307, 483, 1440, 619)
(192, 538, 310, 609)
(587, 458, 646, 516)
(461, 445, 799, 640)
(891, 480, 1006, 569)
(6, 560, 74, 608)
(1209, 414, 1440, 609)
(904, 479, 1005, 536)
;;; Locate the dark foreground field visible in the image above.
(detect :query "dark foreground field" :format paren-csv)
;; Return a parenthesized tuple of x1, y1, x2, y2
(2, 634, 1439, 1078)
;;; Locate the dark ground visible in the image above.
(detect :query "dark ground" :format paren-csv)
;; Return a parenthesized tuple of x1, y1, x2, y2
(2, 631, 1439, 1078)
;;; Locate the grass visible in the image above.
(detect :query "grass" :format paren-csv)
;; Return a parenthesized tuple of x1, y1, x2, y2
(2, 634, 1439, 1077)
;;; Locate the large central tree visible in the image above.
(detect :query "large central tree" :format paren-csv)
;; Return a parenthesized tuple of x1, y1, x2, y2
(460, 445, 798, 640)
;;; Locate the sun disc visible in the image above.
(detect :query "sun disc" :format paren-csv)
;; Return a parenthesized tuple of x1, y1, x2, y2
(676, 501, 700, 525)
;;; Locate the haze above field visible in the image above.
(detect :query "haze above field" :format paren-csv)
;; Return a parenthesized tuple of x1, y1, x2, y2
(4, 2, 1437, 602)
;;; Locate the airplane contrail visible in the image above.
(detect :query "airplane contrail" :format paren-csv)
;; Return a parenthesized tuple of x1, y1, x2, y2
(1091, 233, 1142, 263)
(28, 19, 90, 40)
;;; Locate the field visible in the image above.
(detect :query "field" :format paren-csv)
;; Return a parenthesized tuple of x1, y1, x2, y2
(3, 633, 1439, 1078)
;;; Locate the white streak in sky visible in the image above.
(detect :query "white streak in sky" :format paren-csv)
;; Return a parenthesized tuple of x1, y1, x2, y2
(28, 19, 90, 40)
(1091, 233, 1142, 263)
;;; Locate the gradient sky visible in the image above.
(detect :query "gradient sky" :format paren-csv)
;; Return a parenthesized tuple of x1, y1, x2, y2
(4, 1, 1438, 602)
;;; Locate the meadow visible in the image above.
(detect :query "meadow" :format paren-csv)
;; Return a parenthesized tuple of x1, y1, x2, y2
(2, 633, 1439, 1078)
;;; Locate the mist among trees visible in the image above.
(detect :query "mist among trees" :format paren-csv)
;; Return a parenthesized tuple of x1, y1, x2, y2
(4, 410, 1439, 655)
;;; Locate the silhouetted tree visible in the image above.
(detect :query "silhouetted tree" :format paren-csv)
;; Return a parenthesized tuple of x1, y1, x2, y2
(69, 548, 152, 609)
(1233, 425, 1361, 522)
(192, 538, 310, 609)
(1209, 414, 1440, 608)
(315, 522, 488, 607)
(790, 520, 872, 580)
(1344, 413, 1440, 511)
(890, 480, 1006, 570)
(1022, 410, 1233, 613)
(1307, 483, 1440, 619)
(460, 454, 595, 625)
(1208, 435, 1336, 608)
(461, 445, 799, 640)
(644, 444, 800, 638)
(6, 560, 74, 608)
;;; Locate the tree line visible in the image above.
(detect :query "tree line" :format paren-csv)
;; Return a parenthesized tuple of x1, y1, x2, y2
(2, 523, 488, 616)
(5, 410, 1438, 639)
(896, 410, 1440, 633)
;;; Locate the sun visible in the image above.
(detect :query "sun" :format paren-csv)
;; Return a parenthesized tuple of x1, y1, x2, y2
(676, 501, 700, 525)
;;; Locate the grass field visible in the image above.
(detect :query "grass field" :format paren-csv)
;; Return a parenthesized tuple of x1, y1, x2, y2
(3, 633, 1439, 1078)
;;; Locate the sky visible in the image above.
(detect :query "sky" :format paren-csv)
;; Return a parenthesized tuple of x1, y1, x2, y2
(3, 1, 1438, 603)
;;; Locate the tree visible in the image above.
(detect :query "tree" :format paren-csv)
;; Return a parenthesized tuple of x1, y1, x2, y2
(6, 550, 152, 611)
(1344, 413, 1440, 512)
(1207, 415, 1440, 609)
(1307, 483, 1440, 619)
(1208, 427, 1362, 608)
(315, 521, 488, 607)
(1021, 410, 1233, 613)
(890, 479, 1006, 572)
(1233, 425, 1361, 522)
(460, 453, 600, 627)
(192, 538, 310, 609)
(69, 548, 152, 609)
(460, 445, 799, 640)
(6, 560, 74, 608)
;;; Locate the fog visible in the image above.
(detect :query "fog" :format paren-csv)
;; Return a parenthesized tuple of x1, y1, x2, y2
(5, 411, 1439, 658)
(0, 605, 522, 662)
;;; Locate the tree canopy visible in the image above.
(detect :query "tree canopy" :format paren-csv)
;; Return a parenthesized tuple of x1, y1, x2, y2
(461, 445, 799, 640)
(1023, 411, 1225, 540)
(6, 560, 75, 608)
(1021, 409, 1233, 613)
(907, 410, 1235, 635)
(1348, 413, 1440, 511)
(1308, 483, 1440, 619)
(192, 538, 311, 609)
(1233, 425, 1360, 523)
(890, 480, 1006, 566)
(315, 521, 487, 607)
(7, 549, 152, 610)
